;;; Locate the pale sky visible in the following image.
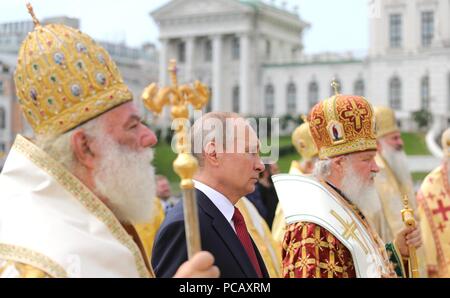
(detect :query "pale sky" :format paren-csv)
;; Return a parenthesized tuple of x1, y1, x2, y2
(0, 0, 369, 54)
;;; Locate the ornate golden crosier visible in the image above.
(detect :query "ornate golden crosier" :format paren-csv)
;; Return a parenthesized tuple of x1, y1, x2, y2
(141, 59, 209, 258)
(401, 194, 420, 278)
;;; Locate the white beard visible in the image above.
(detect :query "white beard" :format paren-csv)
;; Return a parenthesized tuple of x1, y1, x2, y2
(93, 135, 156, 224)
(340, 163, 381, 218)
(380, 142, 413, 189)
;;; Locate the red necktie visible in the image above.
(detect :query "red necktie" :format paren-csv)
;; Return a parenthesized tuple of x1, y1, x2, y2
(232, 207, 263, 278)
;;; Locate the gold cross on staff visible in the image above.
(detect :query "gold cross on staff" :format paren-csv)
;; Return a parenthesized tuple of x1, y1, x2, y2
(330, 210, 369, 254)
(142, 59, 209, 119)
(331, 80, 340, 95)
(141, 59, 210, 258)
(26, 2, 41, 27)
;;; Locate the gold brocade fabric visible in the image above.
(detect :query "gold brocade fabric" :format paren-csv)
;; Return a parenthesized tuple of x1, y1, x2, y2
(271, 161, 304, 250)
(374, 154, 428, 277)
(417, 164, 450, 277)
(236, 199, 282, 278)
(15, 21, 132, 136)
(281, 180, 398, 278)
(0, 260, 51, 278)
(282, 222, 356, 278)
(309, 95, 377, 159)
(134, 198, 166, 262)
(374, 154, 416, 239)
(271, 204, 285, 252)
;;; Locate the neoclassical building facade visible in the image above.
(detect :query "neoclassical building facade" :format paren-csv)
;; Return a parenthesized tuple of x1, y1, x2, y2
(152, 0, 450, 130)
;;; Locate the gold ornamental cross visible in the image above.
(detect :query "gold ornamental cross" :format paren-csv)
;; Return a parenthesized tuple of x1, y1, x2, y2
(342, 99, 368, 130)
(330, 210, 369, 254)
(331, 80, 340, 95)
(141, 59, 210, 258)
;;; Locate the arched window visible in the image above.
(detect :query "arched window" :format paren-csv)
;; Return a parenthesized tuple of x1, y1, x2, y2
(308, 81, 319, 109)
(265, 84, 275, 115)
(421, 75, 430, 110)
(232, 85, 240, 113)
(286, 82, 297, 113)
(354, 79, 365, 96)
(0, 107, 5, 129)
(389, 76, 402, 110)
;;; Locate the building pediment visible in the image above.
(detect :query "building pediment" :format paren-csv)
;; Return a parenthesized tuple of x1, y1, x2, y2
(151, 0, 253, 21)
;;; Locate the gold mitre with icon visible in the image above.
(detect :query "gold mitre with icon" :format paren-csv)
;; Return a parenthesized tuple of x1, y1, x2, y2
(291, 116, 318, 161)
(309, 83, 377, 160)
(374, 106, 400, 139)
(441, 128, 450, 157)
(14, 4, 132, 137)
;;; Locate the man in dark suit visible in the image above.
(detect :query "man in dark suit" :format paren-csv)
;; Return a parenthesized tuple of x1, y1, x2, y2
(152, 112, 268, 278)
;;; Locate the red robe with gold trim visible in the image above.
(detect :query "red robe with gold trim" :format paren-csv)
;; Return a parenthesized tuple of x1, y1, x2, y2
(282, 222, 356, 278)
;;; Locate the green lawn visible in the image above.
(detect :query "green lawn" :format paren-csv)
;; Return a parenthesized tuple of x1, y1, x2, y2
(412, 172, 429, 182)
(152, 141, 178, 182)
(401, 132, 430, 155)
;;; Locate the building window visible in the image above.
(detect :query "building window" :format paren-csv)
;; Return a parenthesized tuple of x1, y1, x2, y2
(354, 79, 365, 96)
(232, 36, 240, 60)
(421, 11, 434, 47)
(265, 40, 271, 59)
(330, 79, 342, 96)
(389, 14, 402, 48)
(308, 81, 319, 109)
(286, 82, 297, 113)
(205, 39, 212, 62)
(389, 77, 402, 110)
(178, 41, 186, 63)
(0, 107, 5, 129)
(232, 85, 240, 113)
(421, 75, 430, 110)
(265, 84, 275, 115)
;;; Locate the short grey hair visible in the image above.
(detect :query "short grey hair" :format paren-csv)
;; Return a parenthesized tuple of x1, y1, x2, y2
(190, 112, 241, 167)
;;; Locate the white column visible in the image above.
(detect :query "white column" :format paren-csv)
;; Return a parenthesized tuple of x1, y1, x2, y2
(239, 33, 250, 115)
(212, 35, 223, 112)
(185, 37, 195, 83)
(159, 38, 169, 86)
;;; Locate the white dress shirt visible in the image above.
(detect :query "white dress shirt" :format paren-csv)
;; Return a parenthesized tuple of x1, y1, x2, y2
(193, 180, 236, 232)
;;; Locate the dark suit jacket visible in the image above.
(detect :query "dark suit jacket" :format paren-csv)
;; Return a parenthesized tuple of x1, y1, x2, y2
(151, 189, 269, 278)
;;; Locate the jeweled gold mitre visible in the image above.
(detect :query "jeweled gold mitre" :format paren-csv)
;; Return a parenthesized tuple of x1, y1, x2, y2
(14, 5, 132, 136)
(374, 106, 400, 139)
(309, 92, 377, 160)
(291, 118, 318, 161)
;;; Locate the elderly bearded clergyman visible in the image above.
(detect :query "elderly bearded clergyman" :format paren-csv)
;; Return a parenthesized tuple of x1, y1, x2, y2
(0, 8, 218, 278)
